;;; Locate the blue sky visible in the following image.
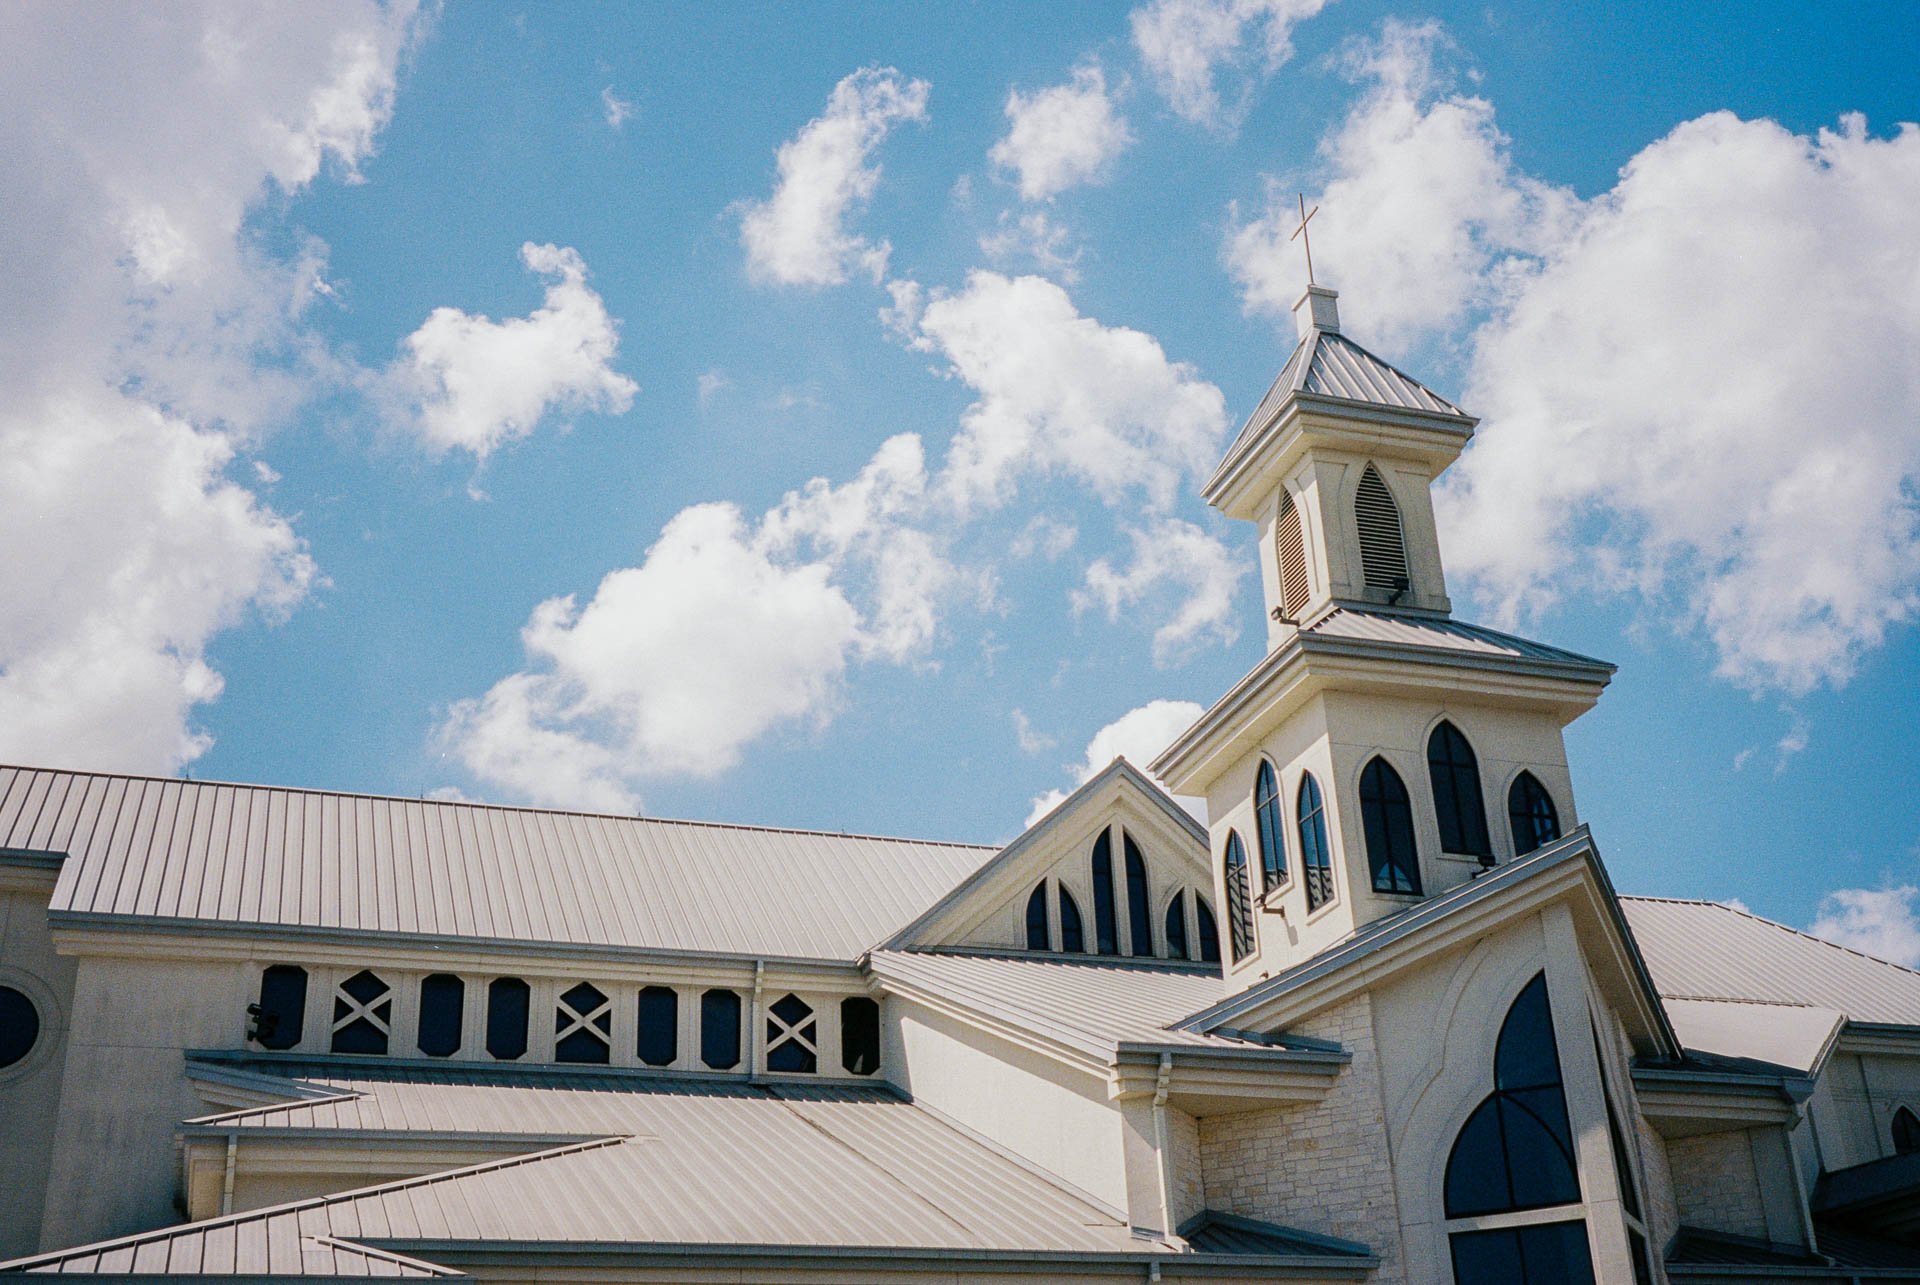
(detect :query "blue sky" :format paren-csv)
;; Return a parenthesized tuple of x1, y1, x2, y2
(3, 1, 1917, 956)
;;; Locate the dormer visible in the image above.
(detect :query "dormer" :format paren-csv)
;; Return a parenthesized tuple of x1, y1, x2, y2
(1203, 286, 1476, 648)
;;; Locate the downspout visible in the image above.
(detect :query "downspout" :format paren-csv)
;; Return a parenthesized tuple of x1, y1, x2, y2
(220, 1133, 237, 1216)
(1152, 1053, 1176, 1243)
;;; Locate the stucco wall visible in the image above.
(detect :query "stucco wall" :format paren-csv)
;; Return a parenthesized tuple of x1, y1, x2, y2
(0, 878, 76, 1259)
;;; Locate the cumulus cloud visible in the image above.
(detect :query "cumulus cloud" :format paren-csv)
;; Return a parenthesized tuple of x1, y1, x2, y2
(989, 63, 1133, 201)
(1026, 699, 1207, 826)
(739, 66, 930, 286)
(979, 210, 1084, 281)
(0, 2, 418, 773)
(907, 271, 1230, 513)
(1131, 0, 1330, 130)
(1076, 519, 1246, 663)
(390, 242, 638, 458)
(1255, 20, 1920, 693)
(1810, 886, 1920, 968)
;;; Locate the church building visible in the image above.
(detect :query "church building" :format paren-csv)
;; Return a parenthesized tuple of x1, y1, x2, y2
(2, 283, 1918, 1283)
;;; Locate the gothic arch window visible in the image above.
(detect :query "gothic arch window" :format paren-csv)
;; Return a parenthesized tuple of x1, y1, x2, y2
(1058, 885, 1085, 953)
(1359, 757, 1421, 895)
(330, 970, 392, 1055)
(1508, 772, 1562, 857)
(1355, 463, 1410, 594)
(1123, 831, 1153, 956)
(1429, 721, 1493, 861)
(1223, 831, 1254, 962)
(1165, 890, 1190, 961)
(1895, 1106, 1920, 1155)
(1276, 490, 1310, 618)
(1297, 772, 1335, 911)
(1091, 830, 1120, 955)
(1194, 895, 1221, 965)
(1443, 973, 1593, 1285)
(555, 982, 612, 1064)
(1025, 883, 1051, 950)
(1254, 760, 1287, 891)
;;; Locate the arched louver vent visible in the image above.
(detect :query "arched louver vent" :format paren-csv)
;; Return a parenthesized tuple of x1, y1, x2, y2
(1276, 491, 1310, 618)
(1355, 464, 1410, 593)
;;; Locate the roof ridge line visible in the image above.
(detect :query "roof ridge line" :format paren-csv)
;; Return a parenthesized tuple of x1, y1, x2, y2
(0, 763, 993, 852)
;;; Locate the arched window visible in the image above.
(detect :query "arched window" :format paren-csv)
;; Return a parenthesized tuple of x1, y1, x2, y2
(330, 969, 392, 1055)
(1223, 831, 1254, 962)
(1359, 758, 1421, 895)
(1195, 896, 1221, 965)
(1165, 891, 1190, 961)
(1058, 886, 1085, 953)
(251, 965, 307, 1051)
(1355, 464, 1410, 593)
(1276, 491, 1310, 618)
(1091, 830, 1119, 955)
(1444, 973, 1591, 1282)
(1508, 772, 1561, 857)
(417, 973, 463, 1058)
(1025, 883, 1051, 950)
(1124, 832, 1153, 956)
(1895, 1106, 1920, 1156)
(1297, 773, 1334, 911)
(1429, 721, 1493, 861)
(1254, 760, 1287, 891)
(0, 986, 38, 1069)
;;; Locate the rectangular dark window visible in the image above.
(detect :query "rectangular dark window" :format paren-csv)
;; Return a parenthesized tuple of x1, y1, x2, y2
(700, 989, 741, 1069)
(486, 977, 530, 1060)
(637, 986, 678, 1066)
(252, 965, 307, 1050)
(1448, 1220, 1594, 1285)
(841, 996, 880, 1076)
(416, 973, 463, 1057)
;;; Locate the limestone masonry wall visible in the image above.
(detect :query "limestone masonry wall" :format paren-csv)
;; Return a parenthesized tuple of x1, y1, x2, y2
(1664, 1129, 1769, 1240)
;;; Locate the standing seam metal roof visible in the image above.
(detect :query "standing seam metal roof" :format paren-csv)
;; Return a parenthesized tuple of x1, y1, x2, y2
(1300, 608, 1614, 669)
(0, 767, 993, 963)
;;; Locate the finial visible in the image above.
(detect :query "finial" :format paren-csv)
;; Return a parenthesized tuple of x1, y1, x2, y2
(1290, 193, 1318, 287)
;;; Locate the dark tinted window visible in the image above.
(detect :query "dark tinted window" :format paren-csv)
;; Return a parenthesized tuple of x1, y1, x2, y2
(1895, 1106, 1920, 1155)
(416, 973, 463, 1058)
(1508, 771, 1561, 857)
(841, 997, 880, 1075)
(701, 989, 741, 1069)
(555, 981, 612, 1064)
(765, 993, 817, 1073)
(1090, 830, 1118, 955)
(1429, 721, 1493, 860)
(253, 965, 307, 1050)
(1223, 831, 1254, 962)
(1254, 760, 1286, 889)
(1123, 833, 1152, 957)
(486, 977, 530, 1060)
(0, 986, 40, 1068)
(1297, 773, 1334, 910)
(1194, 896, 1220, 964)
(1448, 1221, 1594, 1285)
(330, 969, 392, 1055)
(1058, 886, 1085, 953)
(1360, 757, 1421, 895)
(1025, 883, 1050, 950)
(1445, 974, 1581, 1217)
(637, 986, 678, 1066)
(1164, 891, 1189, 961)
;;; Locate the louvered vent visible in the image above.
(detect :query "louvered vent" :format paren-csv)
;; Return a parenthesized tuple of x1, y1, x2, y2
(1276, 493, 1310, 618)
(1355, 464, 1410, 592)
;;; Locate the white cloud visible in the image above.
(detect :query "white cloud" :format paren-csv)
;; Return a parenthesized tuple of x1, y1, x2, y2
(1131, 0, 1330, 130)
(1011, 709, 1055, 755)
(1076, 519, 1245, 664)
(1269, 20, 1920, 694)
(739, 66, 930, 287)
(601, 86, 635, 129)
(1810, 886, 1920, 968)
(908, 271, 1229, 513)
(0, 3, 418, 774)
(1026, 699, 1207, 826)
(697, 369, 729, 406)
(390, 242, 637, 459)
(989, 63, 1133, 201)
(979, 210, 1083, 282)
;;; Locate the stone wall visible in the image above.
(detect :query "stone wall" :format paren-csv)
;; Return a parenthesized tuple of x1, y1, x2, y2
(1664, 1129, 1768, 1240)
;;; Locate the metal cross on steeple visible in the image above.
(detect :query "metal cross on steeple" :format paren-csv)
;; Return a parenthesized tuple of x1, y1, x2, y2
(1290, 193, 1319, 287)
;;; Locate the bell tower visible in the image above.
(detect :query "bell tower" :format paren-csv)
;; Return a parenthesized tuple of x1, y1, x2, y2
(1154, 275, 1616, 991)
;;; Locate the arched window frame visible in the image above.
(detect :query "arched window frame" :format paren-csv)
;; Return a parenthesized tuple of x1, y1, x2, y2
(1358, 756, 1422, 896)
(1297, 772, 1335, 912)
(1507, 770, 1562, 858)
(1090, 829, 1120, 956)
(1254, 759, 1288, 895)
(1275, 489, 1311, 619)
(1428, 719, 1494, 862)
(1222, 831, 1255, 963)
(1025, 882, 1052, 951)
(1163, 889, 1191, 962)
(1354, 462, 1411, 596)
(1194, 895, 1222, 966)
(1123, 831, 1154, 957)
